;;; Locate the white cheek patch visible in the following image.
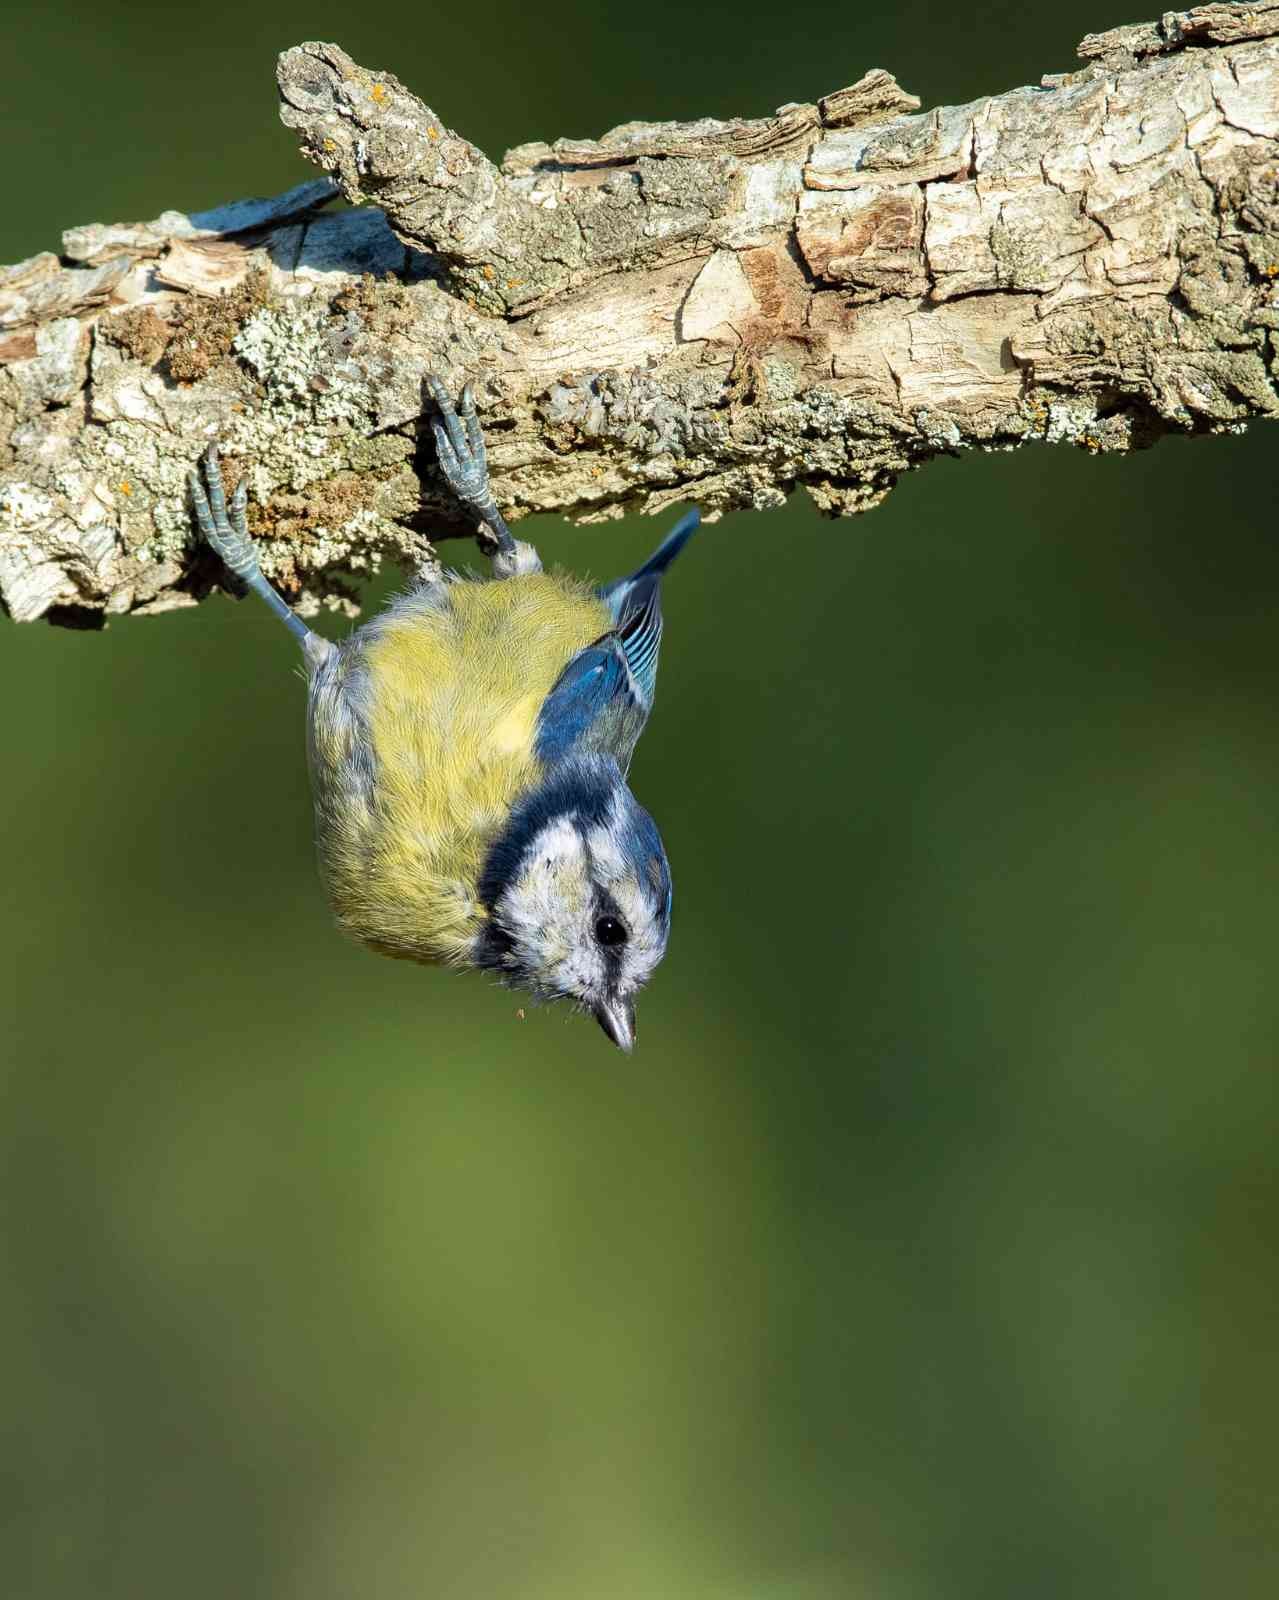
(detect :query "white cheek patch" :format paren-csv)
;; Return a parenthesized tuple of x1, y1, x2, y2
(495, 819, 604, 1000)
(525, 816, 585, 876)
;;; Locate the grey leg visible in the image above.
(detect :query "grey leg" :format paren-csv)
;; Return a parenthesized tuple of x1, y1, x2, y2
(189, 445, 332, 666)
(425, 374, 541, 578)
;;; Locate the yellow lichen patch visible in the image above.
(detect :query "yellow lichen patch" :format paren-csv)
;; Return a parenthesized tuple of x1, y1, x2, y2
(371, 82, 386, 103)
(118, 480, 132, 496)
(427, 125, 439, 141)
(482, 264, 496, 281)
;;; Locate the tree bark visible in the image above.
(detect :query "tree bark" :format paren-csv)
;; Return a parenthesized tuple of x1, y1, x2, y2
(3, 3, 1279, 626)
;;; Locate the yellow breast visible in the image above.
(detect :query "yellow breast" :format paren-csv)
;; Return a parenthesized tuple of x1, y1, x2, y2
(313, 571, 612, 967)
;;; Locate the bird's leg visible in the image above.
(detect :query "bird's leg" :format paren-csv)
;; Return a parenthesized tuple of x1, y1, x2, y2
(189, 445, 333, 668)
(425, 374, 542, 578)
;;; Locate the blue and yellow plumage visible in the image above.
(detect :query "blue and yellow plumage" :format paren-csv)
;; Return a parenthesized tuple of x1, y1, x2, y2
(189, 375, 699, 1049)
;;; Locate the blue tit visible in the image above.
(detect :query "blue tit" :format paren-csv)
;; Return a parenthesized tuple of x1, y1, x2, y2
(188, 376, 699, 1050)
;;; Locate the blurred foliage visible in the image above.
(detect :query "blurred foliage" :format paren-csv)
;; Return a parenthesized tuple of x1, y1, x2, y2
(4, 2, 1279, 1596)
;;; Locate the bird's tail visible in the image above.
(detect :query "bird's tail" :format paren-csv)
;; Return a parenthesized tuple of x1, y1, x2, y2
(600, 507, 701, 708)
(629, 507, 701, 582)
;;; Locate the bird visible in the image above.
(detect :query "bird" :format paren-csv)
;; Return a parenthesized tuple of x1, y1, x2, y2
(188, 375, 699, 1051)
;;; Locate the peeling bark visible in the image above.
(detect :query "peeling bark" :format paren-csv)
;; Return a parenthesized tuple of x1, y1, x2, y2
(3, 4, 1279, 626)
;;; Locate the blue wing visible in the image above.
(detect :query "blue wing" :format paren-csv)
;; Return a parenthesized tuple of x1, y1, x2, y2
(534, 508, 700, 770)
(534, 636, 646, 769)
(599, 508, 700, 709)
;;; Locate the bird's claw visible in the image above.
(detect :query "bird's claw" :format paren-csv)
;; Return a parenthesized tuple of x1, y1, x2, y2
(188, 443, 254, 579)
(426, 374, 495, 517)
(424, 374, 532, 571)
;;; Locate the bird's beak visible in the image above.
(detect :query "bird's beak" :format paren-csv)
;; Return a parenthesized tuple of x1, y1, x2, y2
(594, 995, 636, 1053)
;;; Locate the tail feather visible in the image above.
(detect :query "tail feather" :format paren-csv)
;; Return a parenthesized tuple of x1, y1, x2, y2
(612, 507, 700, 592)
(599, 507, 700, 708)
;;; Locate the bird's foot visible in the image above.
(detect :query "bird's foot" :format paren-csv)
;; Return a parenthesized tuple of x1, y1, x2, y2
(189, 444, 256, 580)
(425, 374, 541, 576)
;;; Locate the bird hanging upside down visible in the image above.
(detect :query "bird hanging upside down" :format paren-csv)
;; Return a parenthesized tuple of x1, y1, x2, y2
(189, 377, 699, 1050)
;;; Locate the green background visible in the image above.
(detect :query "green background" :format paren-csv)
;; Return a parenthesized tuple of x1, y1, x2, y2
(4, 3, 1278, 1596)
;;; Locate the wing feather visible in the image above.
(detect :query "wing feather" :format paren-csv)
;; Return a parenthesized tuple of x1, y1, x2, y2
(533, 636, 646, 769)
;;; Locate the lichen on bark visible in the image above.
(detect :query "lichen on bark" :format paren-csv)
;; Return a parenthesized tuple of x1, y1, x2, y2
(3, 3, 1279, 626)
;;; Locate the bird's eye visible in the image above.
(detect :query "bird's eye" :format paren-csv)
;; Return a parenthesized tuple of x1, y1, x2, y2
(594, 915, 628, 947)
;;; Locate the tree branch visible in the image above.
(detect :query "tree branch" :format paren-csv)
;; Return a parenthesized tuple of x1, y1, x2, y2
(3, 3, 1279, 625)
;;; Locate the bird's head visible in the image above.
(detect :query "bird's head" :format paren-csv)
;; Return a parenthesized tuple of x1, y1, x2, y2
(475, 758, 672, 1050)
